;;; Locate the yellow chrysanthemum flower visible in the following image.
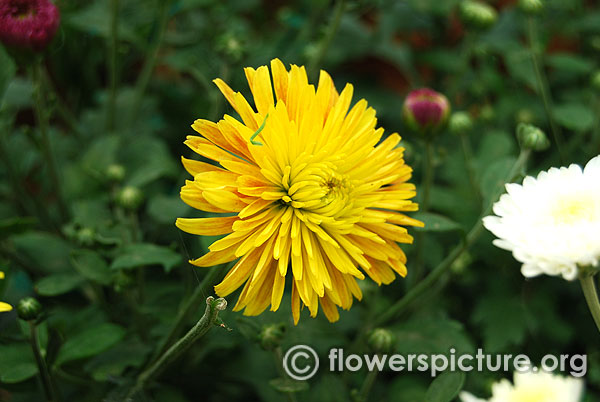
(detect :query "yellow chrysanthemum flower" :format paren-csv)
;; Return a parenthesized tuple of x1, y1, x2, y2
(176, 58, 422, 323)
(0, 271, 12, 313)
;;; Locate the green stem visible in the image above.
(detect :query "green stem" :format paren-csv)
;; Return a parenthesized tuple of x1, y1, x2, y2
(129, 0, 170, 126)
(459, 131, 481, 207)
(410, 139, 435, 287)
(421, 139, 434, 212)
(148, 267, 223, 364)
(307, 0, 346, 77)
(579, 273, 600, 334)
(373, 149, 531, 328)
(32, 60, 68, 221)
(126, 296, 227, 398)
(356, 369, 378, 402)
(29, 322, 59, 402)
(0, 127, 37, 218)
(107, 0, 120, 131)
(527, 16, 565, 163)
(38, 66, 83, 139)
(272, 347, 299, 402)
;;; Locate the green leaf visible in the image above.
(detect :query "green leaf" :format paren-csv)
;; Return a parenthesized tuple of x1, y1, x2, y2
(506, 51, 537, 90)
(71, 250, 112, 285)
(0, 344, 37, 383)
(546, 53, 594, 76)
(55, 323, 126, 366)
(394, 315, 475, 356)
(479, 156, 516, 205)
(0, 216, 37, 240)
(147, 195, 190, 225)
(269, 378, 309, 393)
(0, 45, 16, 104)
(124, 138, 178, 187)
(425, 371, 466, 402)
(64, 1, 140, 44)
(553, 103, 595, 132)
(84, 340, 150, 382)
(110, 243, 182, 273)
(412, 212, 462, 232)
(12, 232, 73, 273)
(473, 294, 529, 352)
(0, 363, 38, 384)
(35, 273, 84, 296)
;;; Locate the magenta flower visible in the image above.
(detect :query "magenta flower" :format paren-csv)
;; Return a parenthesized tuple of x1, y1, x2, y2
(402, 88, 451, 135)
(0, 0, 60, 51)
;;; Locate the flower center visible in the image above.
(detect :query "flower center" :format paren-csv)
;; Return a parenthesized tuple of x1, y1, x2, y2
(12, 3, 37, 19)
(280, 161, 353, 217)
(510, 387, 554, 402)
(550, 195, 596, 225)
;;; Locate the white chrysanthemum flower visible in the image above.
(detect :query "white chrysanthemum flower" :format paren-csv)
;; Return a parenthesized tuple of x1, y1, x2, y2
(483, 155, 600, 280)
(459, 370, 584, 402)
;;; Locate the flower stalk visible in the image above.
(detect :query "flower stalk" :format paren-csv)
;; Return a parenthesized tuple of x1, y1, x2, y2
(107, 0, 119, 131)
(29, 321, 59, 402)
(579, 271, 600, 334)
(148, 267, 224, 364)
(374, 149, 531, 327)
(355, 369, 378, 402)
(307, 0, 346, 77)
(526, 16, 565, 163)
(126, 296, 227, 398)
(32, 59, 68, 221)
(129, 0, 170, 127)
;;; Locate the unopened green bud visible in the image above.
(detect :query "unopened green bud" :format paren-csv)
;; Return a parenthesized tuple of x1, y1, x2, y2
(17, 297, 42, 321)
(76, 227, 95, 247)
(258, 323, 286, 350)
(459, 0, 497, 30)
(480, 104, 495, 122)
(106, 164, 126, 182)
(517, 123, 550, 151)
(518, 0, 543, 15)
(367, 328, 395, 353)
(451, 251, 473, 274)
(449, 111, 473, 135)
(116, 186, 143, 210)
(515, 109, 536, 125)
(113, 270, 135, 292)
(216, 33, 245, 63)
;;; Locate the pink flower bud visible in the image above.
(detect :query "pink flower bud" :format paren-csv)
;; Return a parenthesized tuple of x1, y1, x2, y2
(0, 0, 60, 51)
(402, 88, 451, 135)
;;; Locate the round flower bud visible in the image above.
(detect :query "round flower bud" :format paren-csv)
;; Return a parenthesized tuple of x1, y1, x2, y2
(113, 270, 135, 292)
(106, 164, 126, 183)
(367, 328, 395, 354)
(591, 71, 600, 92)
(515, 108, 536, 125)
(116, 186, 144, 210)
(459, 0, 497, 30)
(402, 88, 450, 136)
(216, 33, 245, 63)
(516, 123, 550, 151)
(0, 0, 60, 51)
(480, 104, 495, 122)
(449, 111, 473, 135)
(76, 227, 95, 247)
(17, 297, 42, 321)
(259, 323, 286, 350)
(518, 0, 544, 15)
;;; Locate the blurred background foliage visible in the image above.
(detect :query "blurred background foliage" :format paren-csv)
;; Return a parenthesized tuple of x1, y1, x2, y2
(1, 0, 600, 401)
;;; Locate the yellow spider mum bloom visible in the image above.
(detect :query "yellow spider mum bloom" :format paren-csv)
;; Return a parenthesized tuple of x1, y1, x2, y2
(0, 271, 12, 313)
(176, 58, 422, 323)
